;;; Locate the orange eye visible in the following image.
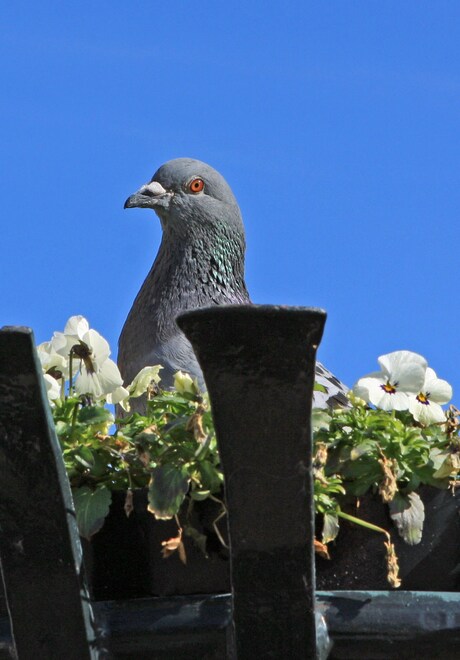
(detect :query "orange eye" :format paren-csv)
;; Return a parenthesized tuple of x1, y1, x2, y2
(188, 178, 205, 193)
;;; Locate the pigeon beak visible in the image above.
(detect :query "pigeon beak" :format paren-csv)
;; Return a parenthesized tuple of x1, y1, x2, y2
(124, 181, 173, 210)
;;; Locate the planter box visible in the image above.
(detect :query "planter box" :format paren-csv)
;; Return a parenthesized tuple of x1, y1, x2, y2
(316, 485, 460, 591)
(84, 485, 460, 600)
(83, 490, 230, 600)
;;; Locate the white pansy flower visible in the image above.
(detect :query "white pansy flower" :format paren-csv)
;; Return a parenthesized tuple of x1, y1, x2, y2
(64, 315, 90, 337)
(37, 341, 69, 378)
(39, 315, 127, 401)
(43, 373, 61, 405)
(52, 316, 122, 399)
(128, 365, 162, 398)
(51, 315, 90, 360)
(74, 333, 123, 399)
(353, 350, 427, 412)
(173, 370, 200, 395)
(408, 367, 452, 425)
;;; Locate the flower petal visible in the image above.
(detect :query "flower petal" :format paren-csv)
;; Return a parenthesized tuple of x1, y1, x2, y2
(43, 373, 61, 403)
(409, 396, 447, 425)
(378, 350, 427, 392)
(82, 329, 111, 365)
(422, 368, 452, 404)
(372, 389, 409, 412)
(352, 372, 385, 402)
(64, 315, 89, 339)
(37, 341, 69, 376)
(106, 386, 130, 405)
(75, 359, 123, 399)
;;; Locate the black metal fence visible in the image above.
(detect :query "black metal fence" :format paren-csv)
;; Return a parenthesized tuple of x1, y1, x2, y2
(0, 308, 459, 659)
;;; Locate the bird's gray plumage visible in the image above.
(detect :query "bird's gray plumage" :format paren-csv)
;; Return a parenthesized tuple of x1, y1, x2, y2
(118, 157, 348, 407)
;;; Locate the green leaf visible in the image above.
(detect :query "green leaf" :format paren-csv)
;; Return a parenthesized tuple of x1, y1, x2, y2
(74, 446, 95, 469)
(389, 492, 425, 545)
(350, 443, 373, 460)
(312, 409, 331, 432)
(198, 460, 223, 493)
(190, 489, 211, 501)
(184, 525, 208, 556)
(322, 512, 339, 544)
(148, 465, 190, 520)
(72, 485, 112, 540)
(78, 405, 113, 425)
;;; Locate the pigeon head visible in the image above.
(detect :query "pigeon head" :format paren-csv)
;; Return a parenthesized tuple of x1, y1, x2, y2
(124, 157, 244, 240)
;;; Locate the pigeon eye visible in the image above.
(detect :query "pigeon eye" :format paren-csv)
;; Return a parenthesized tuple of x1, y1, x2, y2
(188, 178, 205, 194)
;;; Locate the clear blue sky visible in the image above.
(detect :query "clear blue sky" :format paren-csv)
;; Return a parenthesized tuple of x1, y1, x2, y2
(2, 2, 459, 400)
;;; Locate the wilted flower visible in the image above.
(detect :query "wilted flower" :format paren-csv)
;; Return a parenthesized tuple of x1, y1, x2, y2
(353, 350, 427, 412)
(128, 365, 162, 398)
(174, 370, 199, 396)
(408, 368, 452, 425)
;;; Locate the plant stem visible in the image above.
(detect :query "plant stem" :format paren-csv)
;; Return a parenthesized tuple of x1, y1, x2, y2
(68, 350, 74, 398)
(337, 509, 391, 540)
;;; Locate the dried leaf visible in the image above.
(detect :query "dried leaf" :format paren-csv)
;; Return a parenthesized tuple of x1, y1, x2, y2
(161, 528, 187, 564)
(186, 404, 207, 443)
(445, 405, 460, 438)
(314, 538, 330, 560)
(138, 450, 151, 467)
(378, 455, 398, 503)
(314, 443, 328, 468)
(384, 540, 401, 588)
(124, 489, 134, 518)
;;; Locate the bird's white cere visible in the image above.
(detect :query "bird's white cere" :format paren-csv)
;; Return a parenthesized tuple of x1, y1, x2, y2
(140, 181, 169, 196)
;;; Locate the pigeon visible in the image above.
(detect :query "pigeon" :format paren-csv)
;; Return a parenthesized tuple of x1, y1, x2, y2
(118, 157, 348, 408)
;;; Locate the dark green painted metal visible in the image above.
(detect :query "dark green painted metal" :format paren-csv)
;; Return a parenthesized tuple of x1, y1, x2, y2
(178, 305, 328, 659)
(0, 327, 100, 659)
(2, 591, 459, 659)
(317, 590, 460, 658)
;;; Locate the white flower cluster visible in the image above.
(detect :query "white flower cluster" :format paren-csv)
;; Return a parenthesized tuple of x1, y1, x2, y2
(353, 350, 452, 425)
(37, 315, 162, 410)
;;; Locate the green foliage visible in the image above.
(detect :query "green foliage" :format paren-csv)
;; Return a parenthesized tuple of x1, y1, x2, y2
(53, 390, 223, 538)
(389, 492, 425, 545)
(72, 484, 112, 540)
(52, 386, 460, 553)
(313, 401, 459, 547)
(314, 403, 453, 495)
(148, 465, 190, 520)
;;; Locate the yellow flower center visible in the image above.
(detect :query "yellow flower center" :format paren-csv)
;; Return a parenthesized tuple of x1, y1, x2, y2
(416, 393, 430, 406)
(381, 382, 396, 395)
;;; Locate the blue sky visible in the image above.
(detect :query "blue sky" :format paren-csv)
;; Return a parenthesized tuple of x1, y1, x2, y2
(2, 2, 459, 400)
